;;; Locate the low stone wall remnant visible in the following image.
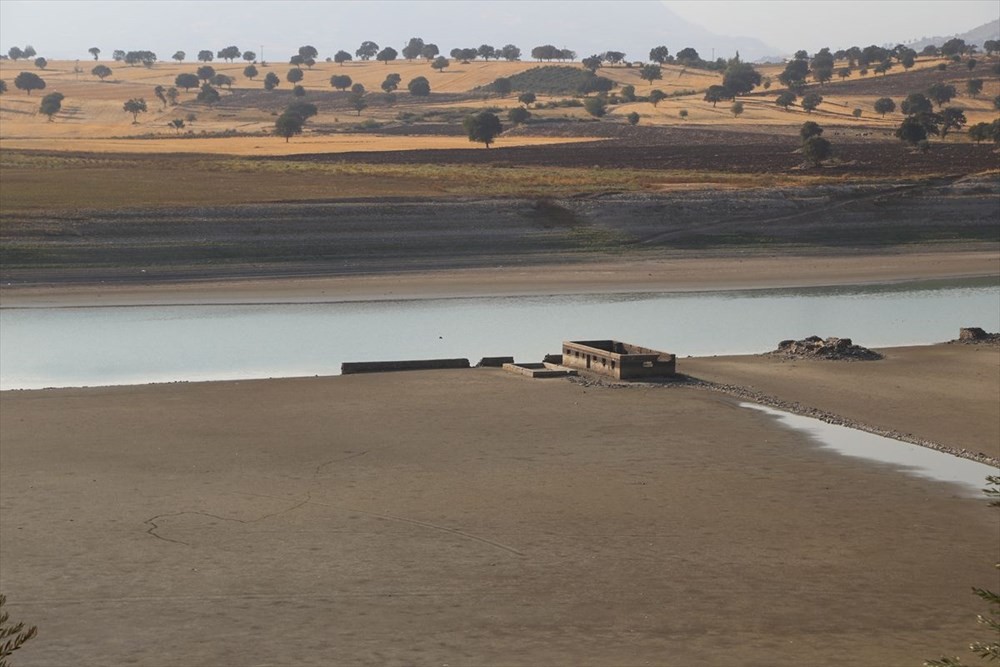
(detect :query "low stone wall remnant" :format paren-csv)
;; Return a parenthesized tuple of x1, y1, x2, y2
(767, 336, 882, 361)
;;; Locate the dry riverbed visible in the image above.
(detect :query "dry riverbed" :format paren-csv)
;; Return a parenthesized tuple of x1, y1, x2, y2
(1, 343, 998, 666)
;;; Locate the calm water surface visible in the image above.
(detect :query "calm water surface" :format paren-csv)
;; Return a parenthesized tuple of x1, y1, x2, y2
(743, 404, 998, 495)
(1, 277, 997, 390)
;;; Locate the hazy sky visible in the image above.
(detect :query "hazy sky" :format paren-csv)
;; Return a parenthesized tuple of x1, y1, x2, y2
(0, 0, 997, 61)
(664, 0, 999, 51)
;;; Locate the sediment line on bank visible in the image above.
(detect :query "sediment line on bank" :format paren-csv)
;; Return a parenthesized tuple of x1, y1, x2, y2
(568, 374, 1000, 467)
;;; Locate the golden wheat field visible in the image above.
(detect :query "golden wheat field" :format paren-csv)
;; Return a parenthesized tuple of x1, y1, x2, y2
(1, 55, 997, 155)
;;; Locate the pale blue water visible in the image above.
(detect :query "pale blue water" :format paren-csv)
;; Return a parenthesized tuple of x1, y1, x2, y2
(1, 278, 997, 390)
(743, 404, 999, 494)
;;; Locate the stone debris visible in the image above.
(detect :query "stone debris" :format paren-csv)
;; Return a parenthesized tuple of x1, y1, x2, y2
(767, 336, 882, 361)
(952, 327, 1000, 345)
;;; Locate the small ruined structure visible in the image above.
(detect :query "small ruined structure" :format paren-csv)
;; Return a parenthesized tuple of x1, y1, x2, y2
(957, 327, 1000, 344)
(769, 336, 882, 361)
(561, 340, 676, 380)
(502, 362, 578, 379)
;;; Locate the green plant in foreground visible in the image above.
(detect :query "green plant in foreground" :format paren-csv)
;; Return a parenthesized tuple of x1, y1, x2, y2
(924, 476, 1000, 667)
(0, 593, 38, 666)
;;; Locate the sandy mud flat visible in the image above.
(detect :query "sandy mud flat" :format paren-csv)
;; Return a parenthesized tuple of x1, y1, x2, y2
(2, 343, 998, 666)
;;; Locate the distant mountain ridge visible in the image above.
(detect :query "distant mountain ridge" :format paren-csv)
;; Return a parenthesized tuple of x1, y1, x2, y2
(902, 18, 999, 51)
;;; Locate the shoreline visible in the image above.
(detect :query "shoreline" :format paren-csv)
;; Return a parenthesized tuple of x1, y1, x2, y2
(3, 343, 997, 466)
(2, 249, 997, 308)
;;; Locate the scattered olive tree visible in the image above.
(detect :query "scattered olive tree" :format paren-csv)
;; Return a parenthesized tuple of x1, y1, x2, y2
(463, 111, 503, 148)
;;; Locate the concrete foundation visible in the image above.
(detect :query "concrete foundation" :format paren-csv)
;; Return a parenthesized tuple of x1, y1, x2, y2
(562, 340, 676, 380)
(341, 358, 470, 375)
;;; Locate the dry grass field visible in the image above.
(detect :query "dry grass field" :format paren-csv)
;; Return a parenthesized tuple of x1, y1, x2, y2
(2, 54, 996, 155)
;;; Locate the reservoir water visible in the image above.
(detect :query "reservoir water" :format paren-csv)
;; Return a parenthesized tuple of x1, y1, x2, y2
(1, 277, 998, 390)
(743, 404, 997, 495)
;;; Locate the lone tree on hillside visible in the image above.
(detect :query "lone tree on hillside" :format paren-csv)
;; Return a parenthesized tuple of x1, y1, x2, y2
(197, 50, 214, 62)
(401, 37, 425, 61)
(873, 97, 896, 117)
(286, 67, 304, 84)
(639, 64, 663, 85)
(8, 46, 24, 61)
(154, 85, 167, 107)
(217, 46, 240, 62)
(722, 61, 761, 96)
(88, 47, 100, 60)
(809, 47, 835, 85)
(381, 73, 401, 92)
(778, 55, 809, 90)
(518, 91, 536, 106)
(244, 64, 258, 80)
(122, 97, 148, 123)
(175, 73, 199, 91)
(775, 91, 797, 110)
(895, 115, 933, 145)
(242, 50, 256, 63)
(14, 71, 46, 95)
(802, 135, 832, 166)
(649, 46, 670, 63)
(39, 91, 63, 121)
(648, 89, 666, 106)
(801, 92, 823, 112)
(603, 50, 626, 65)
(407, 76, 430, 96)
(377, 47, 398, 65)
(507, 106, 530, 126)
(901, 92, 933, 115)
(583, 96, 607, 118)
(330, 74, 352, 91)
(939, 107, 967, 137)
(33, 57, 47, 70)
(799, 120, 823, 140)
(195, 83, 221, 106)
(0, 81, 7, 95)
(582, 54, 603, 73)
(211, 74, 233, 90)
(356, 41, 379, 60)
(264, 72, 280, 90)
(348, 91, 367, 115)
(627, 111, 640, 125)
(431, 56, 449, 72)
(196, 65, 215, 82)
(274, 112, 304, 142)
(334, 50, 352, 65)
(172, 51, 185, 63)
(499, 44, 521, 61)
(168, 118, 185, 133)
(92, 64, 112, 81)
(703, 85, 729, 107)
(730, 100, 744, 118)
(463, 111, 502, 148)
(927, 82, 957, 108)
(492, 77, 512, 96)
(966, 79, 983, 98)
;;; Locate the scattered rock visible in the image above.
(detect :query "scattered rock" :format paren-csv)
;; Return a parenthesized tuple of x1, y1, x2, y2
(767, 335, 882, 361)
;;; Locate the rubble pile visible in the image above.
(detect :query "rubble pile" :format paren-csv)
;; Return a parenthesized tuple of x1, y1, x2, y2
(953, 327, 1000, 345)
(768, 336, 882, 361)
